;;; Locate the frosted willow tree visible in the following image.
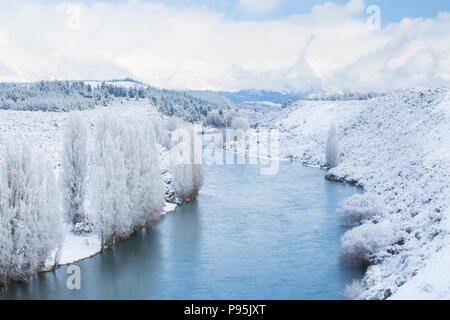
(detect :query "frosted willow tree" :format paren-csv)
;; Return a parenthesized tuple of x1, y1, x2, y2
(121, 115, 164, 227)
(61, 112, 89, 230)
(326, 123, 339, 169)
(0, 142, 62, 286)
(171, 123, 204, 203)
(133, 118, 165, 226)
(231, 117, 250, 131)
(92, 112, 130, 250)
(91, 111, 164, 251)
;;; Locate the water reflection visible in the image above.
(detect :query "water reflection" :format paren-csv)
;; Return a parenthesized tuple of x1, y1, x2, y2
(1, 158, 363, 300)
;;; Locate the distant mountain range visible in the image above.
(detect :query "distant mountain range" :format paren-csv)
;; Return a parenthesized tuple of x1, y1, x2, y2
(79, 79, 381, 107)
(0, 78, 381, 115)
(83, 79, 305, 108)
(187, 89, 306, 109)
(218, 89, 305, 105)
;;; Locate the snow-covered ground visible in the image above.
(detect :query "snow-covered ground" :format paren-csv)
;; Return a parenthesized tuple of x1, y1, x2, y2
(0, 100, 178, 269)
(254, 88, 450, 299)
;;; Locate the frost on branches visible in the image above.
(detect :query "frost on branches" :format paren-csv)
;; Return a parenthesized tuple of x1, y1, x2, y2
(61, 112, 89, 231)
(337, 193, 385, 227)
(91, 111, 164, 251)
(0, 142, 62, 286)
(170, 123, 204, 203)
(326, 123, 339, 169)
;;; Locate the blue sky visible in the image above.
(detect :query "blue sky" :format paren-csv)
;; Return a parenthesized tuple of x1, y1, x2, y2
(68, 0, 450, 25)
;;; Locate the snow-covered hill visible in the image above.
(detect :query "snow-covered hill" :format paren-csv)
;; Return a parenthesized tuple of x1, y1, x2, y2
(218, 89, 304, 108)
(0, 79, 227, 122)
(258, 88, 450, 299)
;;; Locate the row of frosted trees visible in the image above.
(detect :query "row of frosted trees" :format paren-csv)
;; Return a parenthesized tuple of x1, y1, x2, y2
(1, 111, 203, 286)
(61, 111, 166, 250)
(91, 112, 165, 249)
(0, 143, 62, 286)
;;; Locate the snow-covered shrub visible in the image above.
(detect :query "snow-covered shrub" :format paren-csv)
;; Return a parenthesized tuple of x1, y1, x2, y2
(340, 222, 394, 269)
(152, 117, 171, 149)
(0, 142, 62, 286)
(337, 193, 384, 226)
(231, 117, 250, 131)
(206, 110, 224, 127)
(325, 123, 339, 169)
(72, 221, 93, 234)
(171, 123, 204, 203)
(91, 111, 164, 250)
(61, 111, 89, 228)
(166, 117, 180, 131)
(344, 280, 366, 300)
(92, 121, 131, 250)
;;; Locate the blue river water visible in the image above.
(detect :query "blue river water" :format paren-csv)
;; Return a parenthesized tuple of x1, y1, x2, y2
(1, 155, 362, 300)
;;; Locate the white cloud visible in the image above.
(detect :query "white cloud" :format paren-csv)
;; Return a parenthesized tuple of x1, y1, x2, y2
(0, 0, 448, 92)
(237, 0, 281, 14)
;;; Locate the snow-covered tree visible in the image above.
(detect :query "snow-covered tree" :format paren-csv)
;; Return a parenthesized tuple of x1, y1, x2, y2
(171, 123, 203, 203)
(171, 127, 194, 202)
(0, 142, 62, 286)
(326, 123, 339, 169)
(192, 161, 204, 201)
(61, 112, 89, 229)
(231, 117, 250, 131)
(124, 116, 165, 227)
(206, 110, 224, 127)
(91, 111, 164, 251)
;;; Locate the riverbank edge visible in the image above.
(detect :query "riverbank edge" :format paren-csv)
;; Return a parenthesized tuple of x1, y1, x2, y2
(38, 202, 178, 274)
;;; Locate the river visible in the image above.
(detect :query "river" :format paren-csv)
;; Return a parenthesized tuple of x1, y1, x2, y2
(1, 154, 362, 299)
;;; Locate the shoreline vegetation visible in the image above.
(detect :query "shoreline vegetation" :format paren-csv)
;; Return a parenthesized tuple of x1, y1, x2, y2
(251, 88, 450, 300)
(222, 87, 449, 299)
(0, 96, 204, 288)
(38, 201, 178, 275)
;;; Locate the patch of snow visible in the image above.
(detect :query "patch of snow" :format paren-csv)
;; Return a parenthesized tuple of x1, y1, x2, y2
(162, 202, 178, 216)
(58, 225, 102, 265)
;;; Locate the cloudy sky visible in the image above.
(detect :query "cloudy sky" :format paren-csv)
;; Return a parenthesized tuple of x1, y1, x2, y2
(0, 0, 449, 92)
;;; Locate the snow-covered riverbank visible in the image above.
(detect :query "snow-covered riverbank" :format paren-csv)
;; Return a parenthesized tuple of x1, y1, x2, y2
(43, 201, 178, 268)
(256, 88, 450, 299)
(0, 100, 179, 270)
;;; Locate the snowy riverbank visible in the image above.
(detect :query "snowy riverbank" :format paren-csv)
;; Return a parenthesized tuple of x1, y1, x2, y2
(0, 100, 179, 270)
(44, 202, 178, 268)
(255, 88, 450, 299)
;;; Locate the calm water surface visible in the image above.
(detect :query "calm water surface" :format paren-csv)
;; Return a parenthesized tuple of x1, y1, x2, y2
(1, 155, 362, 299)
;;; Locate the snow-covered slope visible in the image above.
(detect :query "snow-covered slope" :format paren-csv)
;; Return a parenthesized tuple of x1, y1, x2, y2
(0, 79, 227, 122)
(259, 88, 450, 299)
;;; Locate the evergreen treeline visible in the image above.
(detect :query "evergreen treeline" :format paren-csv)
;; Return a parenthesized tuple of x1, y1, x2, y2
(0, 80, 222, 122)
